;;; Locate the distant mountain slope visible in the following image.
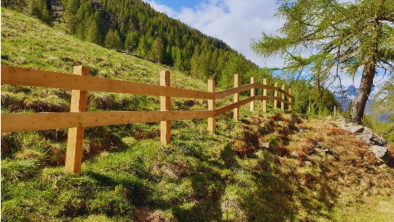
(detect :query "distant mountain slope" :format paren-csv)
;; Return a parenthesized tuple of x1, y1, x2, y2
(333, 84, 392, 122)
(3, 0, 258, 86)
(334, 85, 375, 110)
(2, 7, 229, 116)
(0, 7, 206, 90)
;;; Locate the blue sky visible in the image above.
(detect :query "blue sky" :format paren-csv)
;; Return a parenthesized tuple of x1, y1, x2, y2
(153, 0, 201, 10)
(143, 0, 283, 68)
(141, 0, 390, 88)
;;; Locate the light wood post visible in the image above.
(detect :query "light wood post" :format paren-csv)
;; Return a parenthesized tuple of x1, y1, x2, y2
(65, 66, 89, 174)
(160, 71, 171, 145)
(289, 88, 292, 111)
(274, 82, 278, 109)
(250, 77, 255, 111)
(208, 79, 215, 134)
(281, 85, 285, 110)
(263, 78, 267, 113)
(233, 74, 239, 121)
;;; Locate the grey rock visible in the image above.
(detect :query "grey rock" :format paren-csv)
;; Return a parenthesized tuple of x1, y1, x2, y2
(289, 151, 299, 159)
(261, 143, 269, 149)
(350, 125, 364, 134)
(355, 128, 374, 144)
(355, 135, 372, 144)
(362, 127, 373, 135)
(370, 136, 388, 146)
(369, 145, 388, 159)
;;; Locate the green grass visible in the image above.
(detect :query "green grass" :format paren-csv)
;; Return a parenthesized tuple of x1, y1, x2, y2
(328, 196, 394, 222)
(2, 8, 394, 222)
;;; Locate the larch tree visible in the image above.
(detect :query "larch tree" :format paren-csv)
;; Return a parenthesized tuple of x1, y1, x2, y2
(372, 76, 394, 120)
(252, 0, 394, 123)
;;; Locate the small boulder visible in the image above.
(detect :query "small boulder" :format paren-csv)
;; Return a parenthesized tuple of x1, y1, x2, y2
(355, 127, 374, 144)
(289, 151, 300, 159)
(369, 145, 388, 159)
(362, 127, 373, 135)
(261, 142, 269, 149)
(350, 125, 364, 134)
(370, 136, 388, 146)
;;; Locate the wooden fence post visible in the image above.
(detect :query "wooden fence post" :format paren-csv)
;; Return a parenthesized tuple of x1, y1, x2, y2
(160, 71, 171, 145)
(274, 82, 278, 109)
(65, 66, 89, 174)
(281, 85, 285, 110)
(233, 74, 239, 121)
(289, 88, 292, 111)
(208, 79, 215, 134)
(250, 77, 255, 111)
(263, 78, 267, 113)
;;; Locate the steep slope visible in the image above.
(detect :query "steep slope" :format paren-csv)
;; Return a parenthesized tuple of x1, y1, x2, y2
(2, 8, 394, 222)
(4, 0, 259, 85)
(1, 8, 207, 90)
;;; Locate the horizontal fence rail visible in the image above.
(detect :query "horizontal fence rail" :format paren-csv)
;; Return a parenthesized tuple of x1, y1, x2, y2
(2, 110, 214, 133)
(1, 65, 292, 174)
(1, 66, 213, 100)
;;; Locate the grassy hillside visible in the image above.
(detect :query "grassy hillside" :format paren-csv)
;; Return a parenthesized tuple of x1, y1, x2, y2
(3, 0, 259, 85)
(1, 8, 207, 90)
(2, 8, 394, 222)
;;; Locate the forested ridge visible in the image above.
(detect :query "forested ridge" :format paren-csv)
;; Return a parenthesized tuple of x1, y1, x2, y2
(3, 0, 258, 86)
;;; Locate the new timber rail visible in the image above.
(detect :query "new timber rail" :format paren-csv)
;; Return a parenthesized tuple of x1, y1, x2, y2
(1, 65, 292, 174)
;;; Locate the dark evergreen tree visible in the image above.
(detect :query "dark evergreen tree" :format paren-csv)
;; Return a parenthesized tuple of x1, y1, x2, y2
(86, 14, 103, 45)
(151, 38, 164, 63)
(105, 29, 124, 49)
(29, 0, 51, 24)
(125, 31, 139, 52)
(8, 0, 260, 83)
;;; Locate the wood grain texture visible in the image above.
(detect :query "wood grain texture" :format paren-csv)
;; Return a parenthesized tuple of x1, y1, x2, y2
(250, 77, 255, 111)
(1, 111, 214, 133)
(215, 83, 256, 99)
(208, 79, 216, 134)
(65, 66, 88, 174)
(216, 97, 255, 116)
(281, 85, 285, 110)
(274, 83, 278, 109)
(1, 65, 213, 100)
(233, 74, 239, 121)
(289, 88, 292, 111)
(263, 78, 267, 113)
(255, 96, 290, 105)
(254, 83, 291, 97)
(160, 71, 171, 145)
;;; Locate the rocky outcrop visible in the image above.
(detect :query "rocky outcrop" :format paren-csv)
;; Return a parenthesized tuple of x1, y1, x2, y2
(337, 117, 390, 162)
(369, 145, 388, 159)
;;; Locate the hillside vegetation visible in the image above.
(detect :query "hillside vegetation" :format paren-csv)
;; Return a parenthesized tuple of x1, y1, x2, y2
(2, 7, 394, 222)
(3, 0, 258, 87)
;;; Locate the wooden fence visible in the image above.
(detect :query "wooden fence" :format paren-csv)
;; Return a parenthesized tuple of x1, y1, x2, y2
(1, 65, 292, 173)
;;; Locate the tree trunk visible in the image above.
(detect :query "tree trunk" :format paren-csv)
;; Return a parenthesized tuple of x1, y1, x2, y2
(351, 64, 376, 124)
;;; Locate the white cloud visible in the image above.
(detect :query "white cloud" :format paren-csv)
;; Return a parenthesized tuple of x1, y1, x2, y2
(143, 0, 284, 67)
(143, 0, 391, 89)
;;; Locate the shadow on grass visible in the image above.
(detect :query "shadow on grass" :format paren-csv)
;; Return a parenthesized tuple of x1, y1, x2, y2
(383, 153, 394, 168)
(84, 170, 153, 206)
